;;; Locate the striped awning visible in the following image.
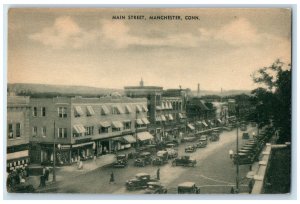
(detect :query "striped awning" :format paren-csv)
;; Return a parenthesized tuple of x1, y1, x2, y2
(112, 121, 123, 128)
(136, 105, 142, 112)
(155, 116, 162, 121)
(137, 132, 154, 141)
(73, 124, 86, 133)
(74, 106, 84, 116)
(136, 118, 144, 125)
(178, 113, 184, 119)
(86, 106, 95, 116)
(116, 105, 124, 114)
(168, 102, 173, 109)
(202, 121, 208, 127)
(168, 114, 174, 120)
(142, 105, 148, 112)
(125, 105, 132, 113)
(101, 105, 110, 115)
(123, 135, 136, 143)
(99, 121, 111, 128)
(161, 115, 166, 121)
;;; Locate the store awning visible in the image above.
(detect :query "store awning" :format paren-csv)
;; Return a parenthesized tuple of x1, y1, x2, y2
(168, 102, 173, 109)
(72, 142, 94, 148)
(123, 135, 136, 143)
(73, 124, 86, 133)
(156, 106, 162, 110)
(101, 105, 110, 115)
(7, 150, 29, 161)
(168, 114, 174, 120)
(136, 118, 144, 125)
(112, 121, 123, 128)
(178, 113, 184, 119)
(155, 116, 162, 121)
(196, 121, 202, 126)
(142, 105, 148, 112)
(161, 115, 166, 121)
(136, 105, 142, 112)
(137, 132, 154, 141)
(202, 121, 208, 127)
(99, 121, 111, 128)
(187, 124, 195, 130)
(86, 106, 95, 116)
(165, 102, 170, 109)
(125, 105, 132, 113)
(142, 118, 150, 124)
(217, 119, 222, 124)
(74, 106, 84, 116)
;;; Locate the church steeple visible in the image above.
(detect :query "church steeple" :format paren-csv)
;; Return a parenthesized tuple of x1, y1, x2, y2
(140, 78, 144, 87)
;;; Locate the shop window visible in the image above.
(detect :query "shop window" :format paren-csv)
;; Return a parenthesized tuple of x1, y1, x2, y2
(8, 123, 13, 139)
(111, 106, 119, 115)
(32, 126, 37, 137)
(58, 107, 67, 118)
(58, 128, 67, 138)
(41, 107, 46, 117)
(32, 107, 37, 117)
(16, 123, 21, 138)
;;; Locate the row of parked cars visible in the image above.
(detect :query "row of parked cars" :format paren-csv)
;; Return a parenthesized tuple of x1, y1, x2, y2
(125, 172, 200, 194)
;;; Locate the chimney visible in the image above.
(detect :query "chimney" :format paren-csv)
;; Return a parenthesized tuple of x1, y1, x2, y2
(197, 83, 200, 97)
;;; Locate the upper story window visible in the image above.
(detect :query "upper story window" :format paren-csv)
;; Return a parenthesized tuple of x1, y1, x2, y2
(125, 105, 132, 114)
(123, 121, 131, 130)
(32, 126, 37, 137)
(111, 106, 119, 115)
(42, 127, 46, 137)
(58, 107, 67, 118)
(58, 128, 67, 138)
(101, 105, 110, 115)
(8, 123, 13, 139)
(41, 107, 46, 117)
(32, 107, 37, 117)
(16, 123, 21, 138)
(136, 105, 142, 113)
(85, 126, 94, 136)
(142, 105, 148, 112)
(99, 121, 110, 134)
(74, 106, 84, 117)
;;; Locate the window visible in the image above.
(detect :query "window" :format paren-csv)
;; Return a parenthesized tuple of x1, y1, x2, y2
(42, 127, 46, 137)
(41, 107, 46, 117)
(85, 126, 94, 136)
(33, 107, 37, 117)
(58, 107, 67, 118)
(16, 123, 21, 138)
(111, 106, 119, 115)
(32, 127, 37, 137)
(58, 128, 67, 138)
(99, 126, 109, 134)
(8, 123, 13, 139)
(123, 121, 131, 130)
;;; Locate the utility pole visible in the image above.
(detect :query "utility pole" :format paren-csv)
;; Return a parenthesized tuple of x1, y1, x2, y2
(235, 106, 240, 193)
(53, 121, 56, 182)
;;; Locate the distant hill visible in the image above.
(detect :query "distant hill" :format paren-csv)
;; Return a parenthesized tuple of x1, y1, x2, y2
(8, 83, 124, 97)
(191, 89, 251, 96)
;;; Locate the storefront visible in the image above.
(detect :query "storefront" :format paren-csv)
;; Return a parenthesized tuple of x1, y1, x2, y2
(7, 150, 30, 172)
(137, 131, 154, 146)
(70, 141, 95, 162)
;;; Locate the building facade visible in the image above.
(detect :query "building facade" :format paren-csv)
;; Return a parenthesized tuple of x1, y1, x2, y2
(29, 94, 150, 164)
(7, 95, 31, 172)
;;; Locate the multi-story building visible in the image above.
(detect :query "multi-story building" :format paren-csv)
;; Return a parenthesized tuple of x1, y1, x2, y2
(7, 94, 31, 172)
(29, 94, 150, 164)
(124, 80, 188, 142)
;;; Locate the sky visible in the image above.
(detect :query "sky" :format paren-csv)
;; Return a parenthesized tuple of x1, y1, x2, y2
(7, 8, 291, 91)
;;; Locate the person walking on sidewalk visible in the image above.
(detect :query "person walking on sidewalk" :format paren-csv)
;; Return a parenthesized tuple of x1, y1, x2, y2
(156, 168, 160, 180)
(109, 171, 115, 184)
(229, 149, 234, 159)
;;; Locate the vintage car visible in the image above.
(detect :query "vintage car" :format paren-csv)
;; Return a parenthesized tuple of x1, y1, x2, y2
(152, 151, 168, 166)
(113, 154, 128, 168)
(165, 147, 178, 159)
(134, 152, 153, 167)
(172, 155, 196, 167)
(196, 135, 208, 148)
(242, 132, 250, 139)
(240, 124, 247, 131)
(185, 145, 196, 153)
(177, 182, 200, 194)
(144, 182, 168, 194)
(233, 153, 254, 165)
(182, 136, 197, 142)
(125, 173, 158, 191)
(210, 132, 220, 142)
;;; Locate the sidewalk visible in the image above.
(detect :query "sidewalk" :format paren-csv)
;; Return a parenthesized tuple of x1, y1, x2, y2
(26, 153, 116, 192)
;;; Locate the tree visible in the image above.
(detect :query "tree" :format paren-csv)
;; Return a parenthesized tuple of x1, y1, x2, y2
(251, 60, 291, 143)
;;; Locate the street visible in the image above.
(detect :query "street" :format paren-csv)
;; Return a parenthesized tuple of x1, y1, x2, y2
(54, 125, 257, 194)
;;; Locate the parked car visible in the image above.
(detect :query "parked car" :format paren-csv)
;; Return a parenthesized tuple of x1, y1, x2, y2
(144, 182, 168, 194)
(233, 153, 254, 165)
(113, 154, 128, 168)
(196, 135, 208, 148)
(210, 132, 220, 141)
(177, 182, 200, 194)
(165, 147, 178, 159)
(242, 132, 250, 139)
(152, 151, 168, 165)
(125, 173, 158, 191)
(182, 136, 197, 142)
(240, 124, 247, 131)
(185, 145, 196, 153)
(172, 155, 196, 167)
(134, 152, 153, 167)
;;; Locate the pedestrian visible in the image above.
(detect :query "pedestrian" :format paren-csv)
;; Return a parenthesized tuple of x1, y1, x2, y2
(229, 149, 234, 159)
(156, 168, 160, 180)
(248, 179, 254, 194)
(109, 171, 115, 184)
(230, 187, 235, 194)
(39, 175, 46, 187)
(44, 167, 50, 181)
(249, 165, 252, 171)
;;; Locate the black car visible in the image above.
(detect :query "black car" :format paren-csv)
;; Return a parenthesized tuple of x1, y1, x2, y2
(177, 182, 200, 194)
(126, 173, 158, 191)
(134, 152, 153, 167)
(113, 154, 128, 168)
(172, 155, 196, 167)
(144, 182, 168, 194)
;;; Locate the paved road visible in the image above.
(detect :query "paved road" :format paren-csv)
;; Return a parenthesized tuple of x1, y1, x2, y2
(55, 125, 257, 194)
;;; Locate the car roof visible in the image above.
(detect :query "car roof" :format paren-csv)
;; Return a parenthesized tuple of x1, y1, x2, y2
(147, 181, 161, 185)
(117, 154, 126, 156)
(140, 152, 151, 155)
(136, 172, 150, 177)
(178, 182, 195, 187)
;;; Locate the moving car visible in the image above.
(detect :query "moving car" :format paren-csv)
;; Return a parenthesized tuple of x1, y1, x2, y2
(134, 152, 153, 167)
(125, 173, 158, 191)
(196, 135, 208, 148)
(177, 182, 200, 194)
(144, 182, 168, 194)
(113, 154, 128, 168)
(152, 151, 168, 166)
(172, 155, 196, 167)
(185, 145, 196, 153)
(165, 147, 178, 159)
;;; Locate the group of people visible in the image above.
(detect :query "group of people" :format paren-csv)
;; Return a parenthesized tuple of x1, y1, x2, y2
(6, 167, 28, 192)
